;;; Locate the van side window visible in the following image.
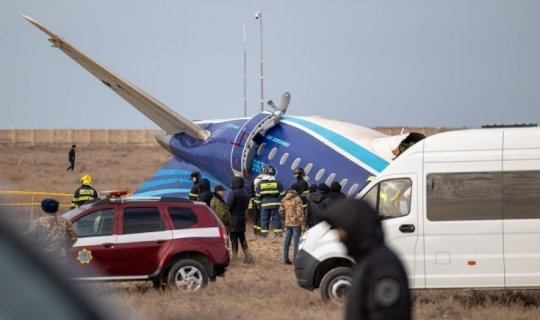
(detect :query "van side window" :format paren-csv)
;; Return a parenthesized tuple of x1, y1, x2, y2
(426, 172, 502, 221)
(362, 179, 412, 219)
(503, 171, 540, 219)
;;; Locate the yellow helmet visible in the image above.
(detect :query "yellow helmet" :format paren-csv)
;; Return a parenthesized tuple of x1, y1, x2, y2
(81, 174, 93, 185)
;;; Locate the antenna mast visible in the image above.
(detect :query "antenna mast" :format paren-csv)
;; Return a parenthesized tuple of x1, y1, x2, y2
(243, 23, 247, 117)
(255, 10, 264, 112)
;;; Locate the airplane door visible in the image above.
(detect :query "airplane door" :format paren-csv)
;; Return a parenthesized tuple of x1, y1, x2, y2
(230, 112, 281, 176)
(361, 175, 421, 287)
(423, 166, 504, 288)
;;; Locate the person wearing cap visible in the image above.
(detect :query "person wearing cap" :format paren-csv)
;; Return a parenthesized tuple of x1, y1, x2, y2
(188, 171, 201, 201)
(70, 174, 98, 208)
(305, 183, 333, 228)
(320, 200, 411, 320)
(27, 199, 78, 269)
(66, 144, 76, 171)
(210, 185, 231, 232)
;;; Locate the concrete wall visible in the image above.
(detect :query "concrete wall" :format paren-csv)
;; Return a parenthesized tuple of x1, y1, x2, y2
(0, 129, 157, 145)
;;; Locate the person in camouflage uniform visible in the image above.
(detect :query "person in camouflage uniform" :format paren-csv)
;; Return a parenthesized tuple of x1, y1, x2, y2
(27, 198, 78, 269)
(279, 183, 305, 265)
(210, 185, 232, 232)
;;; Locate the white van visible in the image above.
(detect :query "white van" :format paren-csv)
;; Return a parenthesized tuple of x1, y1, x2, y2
(295, 127, 540, 302)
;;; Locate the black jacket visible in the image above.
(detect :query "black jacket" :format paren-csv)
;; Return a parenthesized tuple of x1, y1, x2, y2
(306, 190, 333, 227)
(321, 200, 411, 320)
(198, 178, 213, 206)
(227, 177, 250, 233)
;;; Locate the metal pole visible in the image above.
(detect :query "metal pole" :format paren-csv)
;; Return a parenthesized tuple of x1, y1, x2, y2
(243, 23, 248, 117)
(30, 194, 34, 222)
(255, 10, 264, 112)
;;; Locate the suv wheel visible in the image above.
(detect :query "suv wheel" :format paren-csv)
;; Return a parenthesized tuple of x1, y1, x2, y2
(320, 266, 353, 304)
(167, 259, 209, 292)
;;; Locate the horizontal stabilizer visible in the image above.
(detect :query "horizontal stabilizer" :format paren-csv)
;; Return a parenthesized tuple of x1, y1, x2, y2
(22, 15, 209, 140)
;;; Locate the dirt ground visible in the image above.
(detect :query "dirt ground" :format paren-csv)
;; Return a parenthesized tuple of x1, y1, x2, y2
(1, 143, 539, 320)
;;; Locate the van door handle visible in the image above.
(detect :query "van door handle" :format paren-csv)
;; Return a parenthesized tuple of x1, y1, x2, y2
(102, 243, 114, 248)
(399, 224, 415, 233)
(156, 239, 167, 244)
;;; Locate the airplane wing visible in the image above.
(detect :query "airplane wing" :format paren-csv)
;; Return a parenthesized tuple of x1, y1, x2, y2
(22, 15, 209, 141)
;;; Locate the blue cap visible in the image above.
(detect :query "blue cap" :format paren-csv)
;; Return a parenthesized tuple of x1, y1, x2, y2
(41, 198, 59, 213)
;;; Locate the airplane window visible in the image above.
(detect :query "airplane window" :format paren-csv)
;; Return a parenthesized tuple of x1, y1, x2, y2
(305, 163, 314, 174)
(348, 183, 360, 196)
(291, 158, 301, 170)
(268, 147, 278, 160)
(257, 143, 266, 155)
(340, 179, 349, 189)
(315, 169, 326, 181)
(325, 173, 336, 185)
(280, 153, 289, 165)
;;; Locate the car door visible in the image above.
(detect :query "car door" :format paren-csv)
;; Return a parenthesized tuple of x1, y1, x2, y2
(360, 175, 421, 287)
(69, 207, 117, 277)
(108, 206, 173, 276)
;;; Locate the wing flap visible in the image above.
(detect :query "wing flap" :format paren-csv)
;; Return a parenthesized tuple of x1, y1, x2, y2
(22, 15, 209, 140)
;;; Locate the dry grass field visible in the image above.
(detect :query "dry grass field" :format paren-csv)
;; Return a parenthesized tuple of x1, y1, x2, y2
(1, 143, 540, 320)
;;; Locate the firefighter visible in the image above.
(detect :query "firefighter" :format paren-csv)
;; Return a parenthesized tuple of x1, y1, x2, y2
(254, 165, 285, 237)
(250, 173, 264, 236)
(188, 171, 201, 201)
(294, 167, 310, 211)
(71, 175, 98, 208)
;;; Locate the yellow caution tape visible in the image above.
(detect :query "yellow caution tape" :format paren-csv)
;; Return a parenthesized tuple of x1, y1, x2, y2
(0, 190, 71, 196)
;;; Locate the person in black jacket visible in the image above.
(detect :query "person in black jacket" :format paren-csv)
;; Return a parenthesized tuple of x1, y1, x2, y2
(329, 181, 347, 201)
(306, 183, 333, 228)
(294, 167, 309, 210)
(188, 171, 201, 201)
(320, 200, 411, 320)
(227, 176, 253, 263)
(197, 178, 213, 206)
(66, 145, 76, 171)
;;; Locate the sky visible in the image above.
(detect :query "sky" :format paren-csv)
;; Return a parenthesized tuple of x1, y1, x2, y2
(1, 0, 540, 129)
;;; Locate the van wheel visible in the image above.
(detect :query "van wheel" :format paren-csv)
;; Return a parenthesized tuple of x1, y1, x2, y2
(167, 259, 209, 292)
(320, 267, 353, 304)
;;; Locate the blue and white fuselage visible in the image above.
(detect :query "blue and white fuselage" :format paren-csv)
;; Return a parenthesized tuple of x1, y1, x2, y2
(135, 113, 394, 198)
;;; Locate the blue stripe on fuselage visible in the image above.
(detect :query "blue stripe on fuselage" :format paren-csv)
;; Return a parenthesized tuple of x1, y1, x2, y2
(283, 116, 388, 172)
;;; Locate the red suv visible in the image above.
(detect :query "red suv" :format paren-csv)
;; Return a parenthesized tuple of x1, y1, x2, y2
(63, 196, 229, 291)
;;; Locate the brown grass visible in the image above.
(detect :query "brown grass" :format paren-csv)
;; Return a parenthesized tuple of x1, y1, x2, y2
(1, 143, 540, 320)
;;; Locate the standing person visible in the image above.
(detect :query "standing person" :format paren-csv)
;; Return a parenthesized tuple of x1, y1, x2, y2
(294, 167, 309, 210)
(197, 178, 213, 206)
(227, 176, 253, 263)
(250, 173, 264, 236)
(254, 165, 285, 237)
(188, 171, 201, 201)
(306, 183, 333, 228)
(210, 185, 231, 232)
(279, 183, 305, 265)
(66, 145, 76, 171)
(329, 181, 347, 201)
(27, 199, 78, 269)
(320, 200, 411, 320)
(70, 175, 98, 208)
